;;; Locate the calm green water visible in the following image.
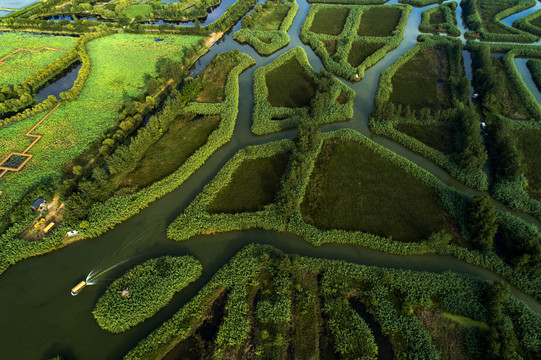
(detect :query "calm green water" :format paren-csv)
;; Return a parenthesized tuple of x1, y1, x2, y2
(0, 1, 540, 359)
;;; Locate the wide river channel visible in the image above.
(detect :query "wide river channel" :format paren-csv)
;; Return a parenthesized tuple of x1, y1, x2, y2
(1, 1, 541, 359)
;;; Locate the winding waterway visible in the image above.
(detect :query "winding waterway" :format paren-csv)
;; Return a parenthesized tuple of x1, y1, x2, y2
(1, 1, 541, 359)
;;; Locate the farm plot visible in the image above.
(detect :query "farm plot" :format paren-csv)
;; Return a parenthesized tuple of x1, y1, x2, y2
(207, 151, 291, 213)
(300, 4, 411, 81)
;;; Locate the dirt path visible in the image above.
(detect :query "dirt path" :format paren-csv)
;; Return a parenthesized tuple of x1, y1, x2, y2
(204, 31, 224, 47)
(0, 47, 68, 66)
(0, 104, 61, 196)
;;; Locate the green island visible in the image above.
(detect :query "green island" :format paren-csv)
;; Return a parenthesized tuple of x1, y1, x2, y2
(0, 0, 540, 359)
(93, 255, 202, 333)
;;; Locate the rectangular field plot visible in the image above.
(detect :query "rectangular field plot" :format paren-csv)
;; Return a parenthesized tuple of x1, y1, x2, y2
(357, 6, 402, 37)
(309, 6, 350, 35)
(0, 153, 31, 171)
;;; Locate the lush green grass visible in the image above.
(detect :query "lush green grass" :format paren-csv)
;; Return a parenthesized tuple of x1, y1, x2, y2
(265, 57, 316, 108)
(120, 114, 221, 190)
(0, 32, 76, 88)
(301, 140, 457, 241)
(442, 312, 489, 329)
(122, 4, 153, 19)
(0, 34, 204, 216)
(395, 124, 455, 155)
(195, 59, 239, 103)
(515, 130, 541, 201)
(530, 13, 541, 29)
(390, 48, 452, 111)
(357, 6, 402, 37)
(243, 1, 289, 31)
(310, 7, 349, 35)
(207, 151, 291, 213)
(347, 41, 385, 68)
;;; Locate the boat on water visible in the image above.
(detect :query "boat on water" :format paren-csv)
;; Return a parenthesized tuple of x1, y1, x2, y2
(71, 281, 87, 296)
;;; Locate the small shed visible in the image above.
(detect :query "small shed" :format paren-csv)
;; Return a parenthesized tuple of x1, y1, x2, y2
(31, 198, 46, 211)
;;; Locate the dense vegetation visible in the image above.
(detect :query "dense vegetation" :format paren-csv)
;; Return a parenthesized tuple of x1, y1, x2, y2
(300, 4, 411, 81)
(419, 1, 461, 36)
(252, 47, 355, 134)
(125, 244, 541, 360)
(2, 3, 541, 359)
(371, 36, 487, 190)
(460, 0, 538, 42)
(93, 256, 202, 333)
(168, 127, 541, 300)
(234, 0, 298, 55)
(0, 33, 205, 219)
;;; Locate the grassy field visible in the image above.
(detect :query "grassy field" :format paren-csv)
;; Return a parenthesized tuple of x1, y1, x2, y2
(243, 1, 289, 31)
(195, 59, 239, 103)
(301, 140, 458, 241)
(395, 124, 455, 155)
(310, 7, 349, 35)
(0, 32, 77, 88)
(207, 151, 290, 213)
(390, 48, 452, 111)
(0, 34, 204, 216)
(357, 6, 402, 37)
(530, 13, 541, 28)
(347, 41, 385, 68)
(265, 57, 316, 108)
(122, 4, 153, 18)
(120, 114, 221, 190)
(515, 130, 541, 201)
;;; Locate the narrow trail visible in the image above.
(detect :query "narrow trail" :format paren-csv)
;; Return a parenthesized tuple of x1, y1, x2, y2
(0, 103, 60, 195)
(0, 46, 68, 66)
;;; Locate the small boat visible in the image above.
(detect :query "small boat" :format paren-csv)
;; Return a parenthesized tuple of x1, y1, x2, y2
(71, 281, 87, 296)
